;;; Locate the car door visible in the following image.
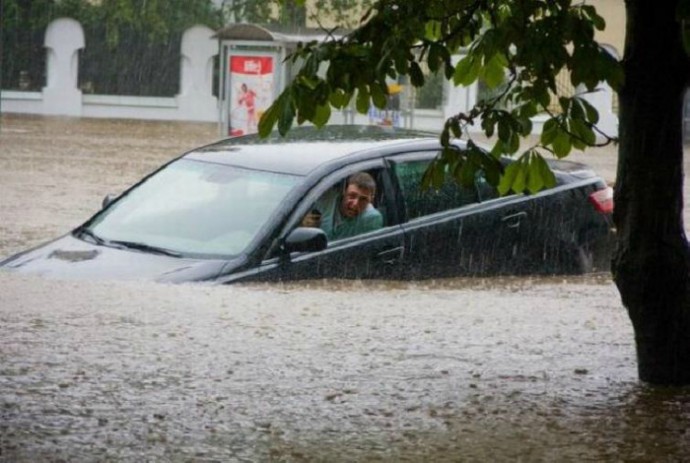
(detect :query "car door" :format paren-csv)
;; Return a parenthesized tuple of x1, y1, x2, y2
(387, 152, 478, 278)
(387, 152, 530, 277)
(462, 177, 533, 274)
(236, 159, 406, 283)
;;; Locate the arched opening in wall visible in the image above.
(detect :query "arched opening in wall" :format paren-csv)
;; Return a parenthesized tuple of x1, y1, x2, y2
(415, 71, 445, 110)
(1, 19, 47, 91)
(78, 27, 182, 97)
(213, 53, 220, 98)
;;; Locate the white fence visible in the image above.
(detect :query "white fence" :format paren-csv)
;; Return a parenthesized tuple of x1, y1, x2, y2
(1, 18, 218, 123)
(1, 18, 618, 139)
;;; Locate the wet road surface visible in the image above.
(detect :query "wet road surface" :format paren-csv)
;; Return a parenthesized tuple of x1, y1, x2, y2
(1, 115, 690, 461)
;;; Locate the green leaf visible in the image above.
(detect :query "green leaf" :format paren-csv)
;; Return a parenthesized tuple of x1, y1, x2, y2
(449, 119, 462, 138)
(425, 20, 442, 40)
(579, 98, 600, 124)
(498, 161, 519, 195)
(517, 117, 533, 136)
(428, 43, 442, 73)
(552, 131, 572, 158)
(482, 114, 496, 138)
(534, 85, 551, 109)
(526, 153, 544, 193)
(525, 152, 556, 193)
(432, 161, 445, 189)
(329, 89, 350, 109)
(313, 103, 331, 128)
(559, 97, 571, 114)
(453, 56, 479, 86)
(569, 97, 585, 120)
(409, 62, 425, 87)
(278, 95, 295, 136)
(538, 154, 557, 188)
(572, 118, 596, 146)
(497, 117, 511, 142)
(422, 159, 445, 191)
(540, 118, 558, 145)
(459, 158, 479, 187)
(482, 158, 502, 186)
(512, 162, 527, 193)
(481, 53, 507, 89)
(582, 5, 606, 30)
(440, 125, 451, 147)
(507, 131, 520, 154)
(370, 83, 387, 109)
(258, 94, 282, 137)
(356, 86, 370, 114)
(516, 101, 538, 119)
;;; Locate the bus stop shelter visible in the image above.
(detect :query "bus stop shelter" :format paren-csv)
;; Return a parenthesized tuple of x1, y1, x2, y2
(215, 24, 344, 137)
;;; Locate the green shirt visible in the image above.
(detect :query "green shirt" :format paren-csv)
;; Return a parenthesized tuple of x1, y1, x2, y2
(315, 190, 383, 241)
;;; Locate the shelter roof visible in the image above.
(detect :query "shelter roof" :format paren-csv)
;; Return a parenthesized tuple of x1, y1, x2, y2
(215, 23, 346, 43)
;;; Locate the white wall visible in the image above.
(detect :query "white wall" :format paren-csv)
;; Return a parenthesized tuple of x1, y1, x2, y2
(1, 19, 617, 137)
(1, 19, 219, 123)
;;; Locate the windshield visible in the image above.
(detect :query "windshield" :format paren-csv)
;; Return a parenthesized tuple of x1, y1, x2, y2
(85, 159, 301, 258)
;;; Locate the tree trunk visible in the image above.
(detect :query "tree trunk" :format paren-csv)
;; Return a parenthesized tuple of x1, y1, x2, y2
(613, 0, 690, 384)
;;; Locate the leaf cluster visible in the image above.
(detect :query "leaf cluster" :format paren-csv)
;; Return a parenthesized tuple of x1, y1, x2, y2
(260, 0, 624, 195)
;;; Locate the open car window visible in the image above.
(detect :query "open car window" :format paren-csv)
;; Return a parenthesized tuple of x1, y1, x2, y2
(300, 169, 386, 242)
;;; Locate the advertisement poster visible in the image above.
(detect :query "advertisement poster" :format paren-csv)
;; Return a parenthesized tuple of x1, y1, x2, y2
(229, 55, 275, 136)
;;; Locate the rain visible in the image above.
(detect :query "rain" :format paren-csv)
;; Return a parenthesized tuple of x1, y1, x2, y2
(3, 0, 690, 459)
(2, 114, 690, 461)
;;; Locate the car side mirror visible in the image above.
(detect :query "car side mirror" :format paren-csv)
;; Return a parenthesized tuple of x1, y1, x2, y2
(102, 194, 116, 209)
(283, 227, 327, 253)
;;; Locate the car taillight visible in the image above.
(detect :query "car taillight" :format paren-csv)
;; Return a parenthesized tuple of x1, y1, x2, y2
(588, 187, 614, 214)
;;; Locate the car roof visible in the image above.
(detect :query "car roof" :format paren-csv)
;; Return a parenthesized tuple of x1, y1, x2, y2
(183, 125, 441, 175)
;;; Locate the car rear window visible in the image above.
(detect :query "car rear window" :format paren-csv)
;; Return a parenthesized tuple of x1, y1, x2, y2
(393, 159, 480, 220)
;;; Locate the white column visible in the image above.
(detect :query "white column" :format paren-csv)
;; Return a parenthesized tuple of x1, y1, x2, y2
(443, 54, 480, 133)
(43, 18, 84, 116)
(577, 81, 619, 141)
(177, 25, 218, 121)
(576, 44, 619, 140)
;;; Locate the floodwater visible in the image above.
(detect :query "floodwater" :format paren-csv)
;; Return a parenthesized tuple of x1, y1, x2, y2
(1, 114, 690, 461)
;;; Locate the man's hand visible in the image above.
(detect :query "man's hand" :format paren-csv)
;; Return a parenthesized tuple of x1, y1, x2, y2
(301, 210, 322, 228)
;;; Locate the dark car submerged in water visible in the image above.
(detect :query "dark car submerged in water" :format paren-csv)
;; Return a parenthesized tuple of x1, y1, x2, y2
(1, 125, 614, 283)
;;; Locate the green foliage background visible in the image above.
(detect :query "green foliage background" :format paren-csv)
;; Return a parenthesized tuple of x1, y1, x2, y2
(258, 0, 623, 195)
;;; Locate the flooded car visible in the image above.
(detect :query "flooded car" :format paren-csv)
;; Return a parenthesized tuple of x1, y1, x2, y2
(0, 125, 614, 283)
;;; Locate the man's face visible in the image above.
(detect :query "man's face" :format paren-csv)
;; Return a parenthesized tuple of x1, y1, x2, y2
(340, 184, 373, 218)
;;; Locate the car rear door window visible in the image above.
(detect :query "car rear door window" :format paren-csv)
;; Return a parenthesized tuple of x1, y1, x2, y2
(392, 158, 480, 220)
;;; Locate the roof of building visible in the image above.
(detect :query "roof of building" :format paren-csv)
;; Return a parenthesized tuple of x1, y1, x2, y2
(214, 23, 347, 43)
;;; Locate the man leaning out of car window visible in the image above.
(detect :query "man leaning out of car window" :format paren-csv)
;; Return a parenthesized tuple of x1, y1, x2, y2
(302, 172, 383, 241)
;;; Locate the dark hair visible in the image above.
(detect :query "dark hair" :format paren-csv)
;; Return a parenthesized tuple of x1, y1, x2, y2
(347, 172, 376, 195)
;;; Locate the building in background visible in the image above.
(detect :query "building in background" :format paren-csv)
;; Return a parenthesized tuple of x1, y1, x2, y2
(1, 1, 627, 139)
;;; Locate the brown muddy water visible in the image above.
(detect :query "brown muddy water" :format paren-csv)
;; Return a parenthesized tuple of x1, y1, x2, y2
(1, 114, 689, 461)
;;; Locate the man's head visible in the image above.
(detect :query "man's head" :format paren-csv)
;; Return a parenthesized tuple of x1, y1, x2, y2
(340, 172, 376, 219)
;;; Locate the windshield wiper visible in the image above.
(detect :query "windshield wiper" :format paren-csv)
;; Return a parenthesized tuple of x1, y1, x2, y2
(109, 240, 183, 258)
(76, 227, 108, 245)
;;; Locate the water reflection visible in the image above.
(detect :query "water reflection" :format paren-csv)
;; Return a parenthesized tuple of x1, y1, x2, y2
(1, 115, 690, 461)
